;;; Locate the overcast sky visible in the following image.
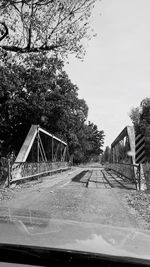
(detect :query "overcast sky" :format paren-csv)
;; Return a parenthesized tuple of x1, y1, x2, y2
(64, 0, 150, 148)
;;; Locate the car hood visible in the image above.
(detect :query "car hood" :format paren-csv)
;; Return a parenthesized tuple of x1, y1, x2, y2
(0, 207, 150, 260)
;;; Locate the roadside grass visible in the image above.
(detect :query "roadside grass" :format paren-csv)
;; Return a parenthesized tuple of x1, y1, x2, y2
(124, 190, 150, 229)
(105, 162, 150, 189)
(105, 162, 150, 228)
(123, 162, 150, 229)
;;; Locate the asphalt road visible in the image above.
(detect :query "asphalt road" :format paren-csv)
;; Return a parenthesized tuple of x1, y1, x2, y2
(0, 165, 144, 229)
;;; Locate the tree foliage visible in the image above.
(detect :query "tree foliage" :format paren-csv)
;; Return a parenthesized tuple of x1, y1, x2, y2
(0, 53, 104, 163)
(0, 0, 97, 57)
(129, 98, 150, 161)
(129, 98, 150, 134)
(72, 121, 104, 163)
(101, 146, 111, 163)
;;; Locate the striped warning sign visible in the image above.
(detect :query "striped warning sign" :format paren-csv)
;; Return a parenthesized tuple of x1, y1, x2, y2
(135, 134, 145, 163)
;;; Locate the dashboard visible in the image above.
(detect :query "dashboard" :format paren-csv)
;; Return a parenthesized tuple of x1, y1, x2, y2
(0, 243, 150, 267)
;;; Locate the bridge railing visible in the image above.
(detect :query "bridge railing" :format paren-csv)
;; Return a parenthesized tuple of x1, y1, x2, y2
(11, 161, 71, 183)
(106, 163, 140, 190)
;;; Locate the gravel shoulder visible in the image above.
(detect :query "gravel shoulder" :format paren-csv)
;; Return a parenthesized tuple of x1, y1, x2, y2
(119, 189, 150, 230)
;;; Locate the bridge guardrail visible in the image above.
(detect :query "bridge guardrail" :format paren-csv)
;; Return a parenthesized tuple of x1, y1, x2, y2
(10, 161, 71, 183)
(106, 163, 141, 190)
(0, 157, 9, 187)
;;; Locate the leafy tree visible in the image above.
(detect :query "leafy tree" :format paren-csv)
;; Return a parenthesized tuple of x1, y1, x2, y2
(0, 53, 104, 162)
(129, 107, 141, 133)
(129, 98, 150, 161)
(129, 98, 150, 133)
(72, 121, 104, 164)
(0, 0, 97, 57)
(101, 146, 111, 163)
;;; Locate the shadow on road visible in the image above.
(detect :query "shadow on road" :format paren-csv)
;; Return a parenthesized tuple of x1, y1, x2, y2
(71, 169, 136, 190)
(72, 170, 89, 184)
(102, 170, 136, 190)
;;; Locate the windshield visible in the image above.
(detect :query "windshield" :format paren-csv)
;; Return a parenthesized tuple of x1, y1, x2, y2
(0, 0, 150, 263)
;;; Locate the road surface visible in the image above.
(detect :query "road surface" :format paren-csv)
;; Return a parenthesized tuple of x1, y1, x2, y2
(0, 165, 145, 229)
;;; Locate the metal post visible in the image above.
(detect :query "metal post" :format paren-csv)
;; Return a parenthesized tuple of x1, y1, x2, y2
(114, 146, 117, 163)
(8, 159, 11, 188)
(138, 163, 147, 191)
(61, 143, 62, 162)
(138, 164, 141, 191)
(52, 137, 53, 162)
(116, 144, 119, 163)
(37, 127, 40, 177)
(112, 147, 114, 163)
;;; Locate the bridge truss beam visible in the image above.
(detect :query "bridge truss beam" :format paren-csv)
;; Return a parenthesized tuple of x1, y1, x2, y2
(11, 125, 70, 182)
(15, 125, 68, 163)
(111, 126, 135, 164)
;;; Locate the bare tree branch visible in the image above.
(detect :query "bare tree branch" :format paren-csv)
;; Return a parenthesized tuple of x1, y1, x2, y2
(0, 43, 59, 53)
(0, 22, 8, 42)
(0, 0, 97, 55)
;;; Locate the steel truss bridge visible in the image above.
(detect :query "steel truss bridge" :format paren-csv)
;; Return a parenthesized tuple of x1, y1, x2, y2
(11, 125, 70, 183)
(111, 126, 135, 164)
(109, 126, 146, 191)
